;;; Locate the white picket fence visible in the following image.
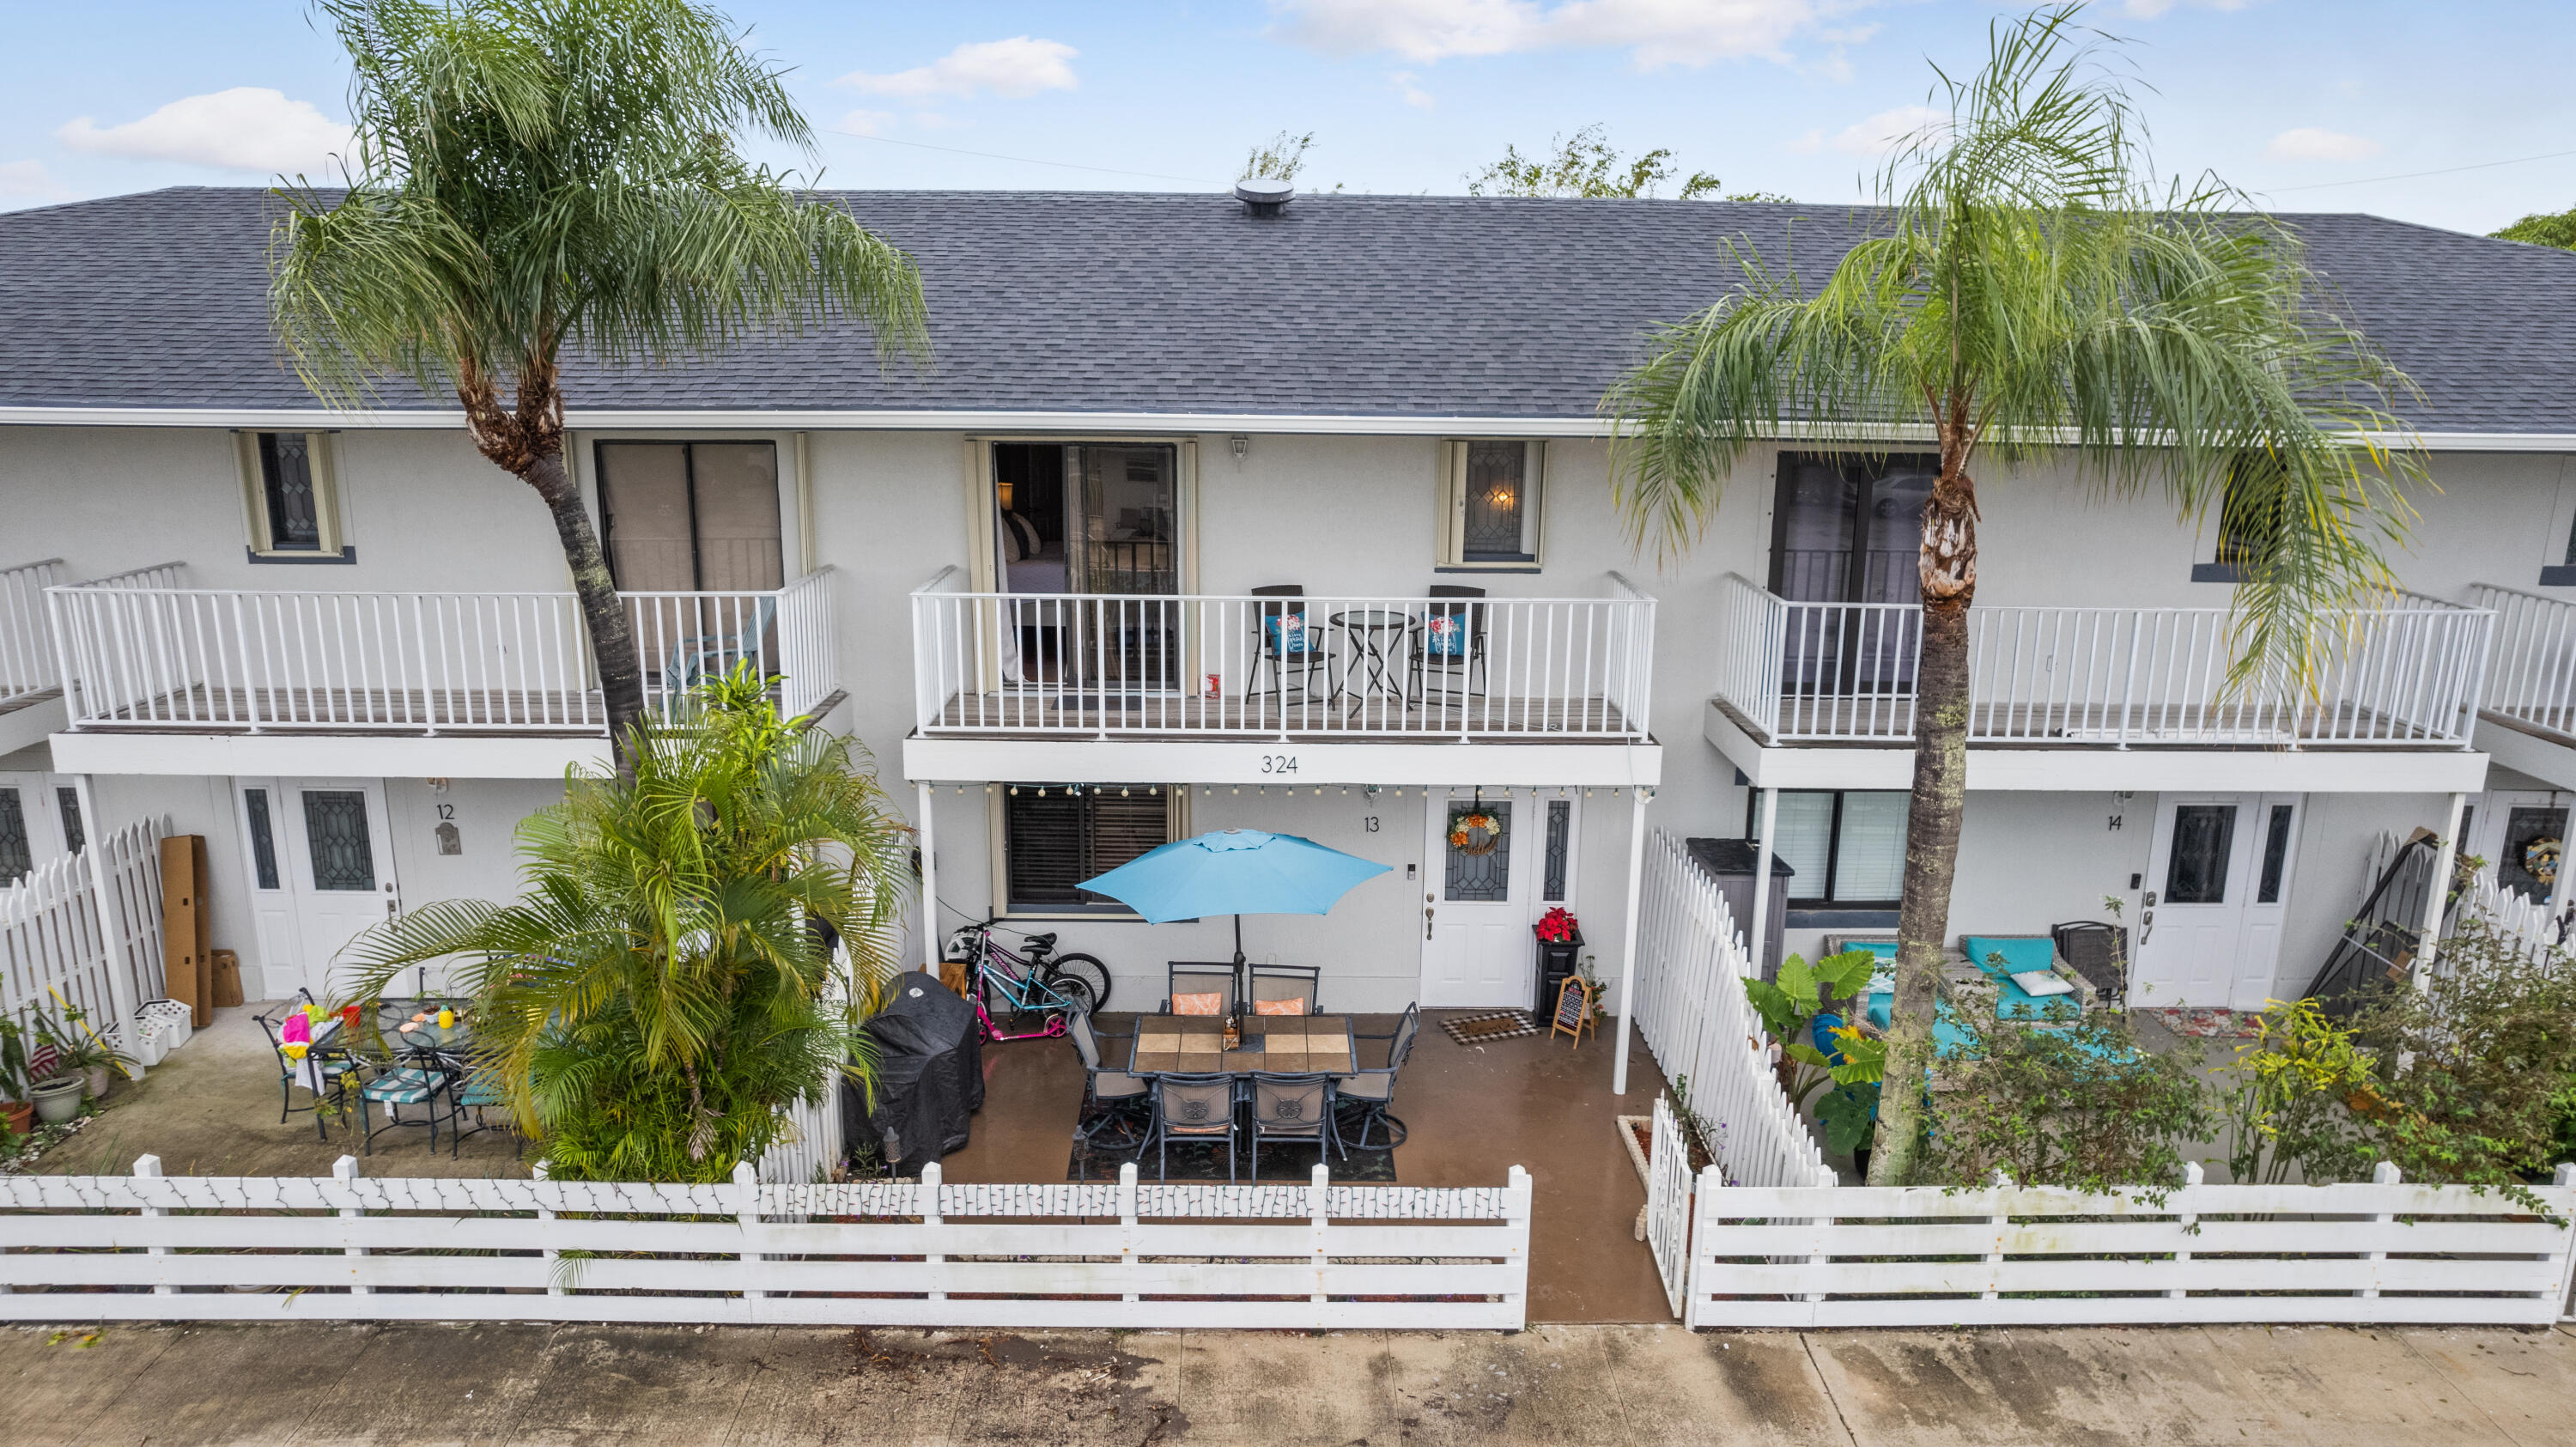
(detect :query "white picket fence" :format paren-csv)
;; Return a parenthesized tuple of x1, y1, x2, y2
(1680, 1163, 2576, 1328)
(0, 1155, 1533, 1330)
(755, 1078, 848, 1185)
(1630, 830, 1827, 1191)
(2453, 866, 2567, 968)
(0, 818, 167, 1053)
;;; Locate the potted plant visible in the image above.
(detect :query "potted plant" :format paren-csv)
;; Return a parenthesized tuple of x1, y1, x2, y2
(34, 1008, 133, 1105)
(0, 1018, 33, 1138)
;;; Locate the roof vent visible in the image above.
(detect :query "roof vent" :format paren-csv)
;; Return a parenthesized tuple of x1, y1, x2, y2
(1234, 177, 1294, 217)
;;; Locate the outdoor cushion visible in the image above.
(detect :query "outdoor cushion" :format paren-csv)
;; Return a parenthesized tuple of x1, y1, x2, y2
(1423, 613, 1467, 655)
(1264, 612, 1315, 654)
(1961, 936, 2055, 978)
(1253, 997, 1308, 1016)
(2011, 970, 2075, 997)
(1170, 992, 1224, 1017)
(361, 1067, 443, 1105)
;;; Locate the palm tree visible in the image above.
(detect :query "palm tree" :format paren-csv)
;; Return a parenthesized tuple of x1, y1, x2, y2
(1605, 5, 2422, 1183)
(271, 0, 928, 766)
(339, 675, 914, 1181)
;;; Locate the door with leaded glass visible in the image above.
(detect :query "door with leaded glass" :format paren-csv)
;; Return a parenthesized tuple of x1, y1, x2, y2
(234, 778, 399, 1000)
(1417, 789, 1577, 1008)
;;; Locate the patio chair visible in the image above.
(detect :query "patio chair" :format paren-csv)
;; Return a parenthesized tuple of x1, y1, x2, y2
(1959, 934, 2092, 1021)
(252, 993, 358, 1141)
(1246, 963, 1321, 1017)
(445, 1061, 522, 1160)
(1410, 585, 1489, 708)
(1246, 584, 1329, 714)
(1066, 1008, 1151, 1168)
(659, 593, 780, 701)
(2051, 921, 2129, 1006)
(1163, 962, 1239, 1017)
(355, 1057, 457, 1155)
(1246, 1073, 1339, 1178)
(1146, 1073, 1242, 1183)
(1334, 1003, 1419, 1149)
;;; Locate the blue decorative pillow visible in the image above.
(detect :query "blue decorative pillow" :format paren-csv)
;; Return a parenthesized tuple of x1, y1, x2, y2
(1423, 612, 1467, 656)
(1265, 612, 1313, 654)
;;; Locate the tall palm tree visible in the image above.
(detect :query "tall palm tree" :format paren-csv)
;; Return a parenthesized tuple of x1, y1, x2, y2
(339, 676, 914, 1181)
(1605, 5, 2422, 1183)
(271, 0, 928, 765)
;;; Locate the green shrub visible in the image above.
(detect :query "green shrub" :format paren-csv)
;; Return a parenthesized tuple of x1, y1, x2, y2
(1917, 1006, 2214, 1193)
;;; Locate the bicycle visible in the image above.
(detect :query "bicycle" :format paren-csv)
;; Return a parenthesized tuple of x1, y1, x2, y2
(948, 918, 1113, 1043)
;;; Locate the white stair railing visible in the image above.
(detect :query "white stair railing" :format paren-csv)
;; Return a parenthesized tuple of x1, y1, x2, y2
(0, 558, 67, 705)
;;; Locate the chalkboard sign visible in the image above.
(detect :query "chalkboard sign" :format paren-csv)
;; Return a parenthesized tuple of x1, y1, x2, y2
(1550, 976, 1598, 1048)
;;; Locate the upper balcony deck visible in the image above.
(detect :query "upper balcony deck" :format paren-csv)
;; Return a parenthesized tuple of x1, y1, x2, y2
(1709, 575, 2494, 793)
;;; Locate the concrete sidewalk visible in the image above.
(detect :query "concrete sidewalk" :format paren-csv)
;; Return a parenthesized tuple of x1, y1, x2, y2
(5, 1321, 2572, 1445)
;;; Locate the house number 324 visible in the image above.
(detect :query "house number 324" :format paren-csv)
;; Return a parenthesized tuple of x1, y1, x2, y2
(1261, 755, 1299, 775)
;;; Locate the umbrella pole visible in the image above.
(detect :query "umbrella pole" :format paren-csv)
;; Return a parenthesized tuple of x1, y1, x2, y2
(1232, 915, 1246, 969)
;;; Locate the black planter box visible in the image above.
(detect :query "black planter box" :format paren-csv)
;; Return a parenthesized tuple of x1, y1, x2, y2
(1534, 927, 1585, 1011)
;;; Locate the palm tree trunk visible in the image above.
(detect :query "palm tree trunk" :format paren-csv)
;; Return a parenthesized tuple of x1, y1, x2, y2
(522, 447, 647, 764)
(1868, 429, 1980, 1186)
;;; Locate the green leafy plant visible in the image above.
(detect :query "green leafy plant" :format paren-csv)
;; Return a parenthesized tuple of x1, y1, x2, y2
(32, 1003, 136, 1082)
(1743, 949, 1880, 1111)
(338, 677, 912, 1182)
(2221, 997, 2376, 1186)
(0, 1017, 32, 1102)
(1814, 1024, 1886, 1156)
(1919, 1006, 2215, 1194)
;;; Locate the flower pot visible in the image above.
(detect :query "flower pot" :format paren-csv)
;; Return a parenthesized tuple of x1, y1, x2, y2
(86, 1065, 112, 1100)
(3, 1100, 30, 1137)
(30, 1074, 83, 1127)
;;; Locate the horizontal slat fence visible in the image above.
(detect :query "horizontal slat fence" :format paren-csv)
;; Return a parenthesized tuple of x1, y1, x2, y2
(0, 818, 166, 1051)
(0, 1157, 1531, 1330)
(1685, 1164, 2576, 1328)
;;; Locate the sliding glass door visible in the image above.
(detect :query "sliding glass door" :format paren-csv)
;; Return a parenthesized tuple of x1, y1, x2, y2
(993, 441, 1182, 696)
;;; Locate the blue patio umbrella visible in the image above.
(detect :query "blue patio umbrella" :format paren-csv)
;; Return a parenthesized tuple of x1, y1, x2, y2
(1078, 829, 1392, 965)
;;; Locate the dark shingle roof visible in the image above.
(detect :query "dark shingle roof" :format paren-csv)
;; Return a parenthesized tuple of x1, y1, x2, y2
(3, 186, 2573, 431)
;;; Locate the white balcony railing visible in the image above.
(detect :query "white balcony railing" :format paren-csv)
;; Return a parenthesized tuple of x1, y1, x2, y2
(1716, 574, 2491, 748)
(2468, 582, 2576, 740)
(911, 571, 1656, 740)
(48, 566, 837, 736)
(0, 558, 67, 707)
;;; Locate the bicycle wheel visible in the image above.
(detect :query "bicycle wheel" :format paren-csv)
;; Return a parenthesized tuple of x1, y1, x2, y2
(1047, 952, 1112, 1014)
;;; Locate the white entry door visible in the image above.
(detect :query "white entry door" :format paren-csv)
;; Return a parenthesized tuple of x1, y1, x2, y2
(234, 778, 400, 1000)
(1419, 789, 1577, 1008)
(2133, 793, 2301, 1010)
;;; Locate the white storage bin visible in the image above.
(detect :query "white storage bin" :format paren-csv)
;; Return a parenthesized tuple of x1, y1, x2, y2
(140, 999, 191, 1052)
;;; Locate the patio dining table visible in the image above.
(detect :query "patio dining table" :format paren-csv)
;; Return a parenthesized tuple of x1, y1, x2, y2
(1128, 1012, 1357, 1076)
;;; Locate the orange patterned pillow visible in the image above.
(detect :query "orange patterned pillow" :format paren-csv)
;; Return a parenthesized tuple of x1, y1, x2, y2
(1170, 992, 1224, 1017)
(1253, 996, 1307, 1016)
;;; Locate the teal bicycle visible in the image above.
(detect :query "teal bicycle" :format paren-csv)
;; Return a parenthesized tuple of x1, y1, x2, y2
(949, 919, 1113, 1042)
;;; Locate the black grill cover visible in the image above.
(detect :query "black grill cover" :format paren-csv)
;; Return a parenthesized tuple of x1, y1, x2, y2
(847, 971, 984, 1176)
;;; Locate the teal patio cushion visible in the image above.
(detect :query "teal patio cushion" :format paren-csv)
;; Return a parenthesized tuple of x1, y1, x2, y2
(1960, 936, 2077, 1020)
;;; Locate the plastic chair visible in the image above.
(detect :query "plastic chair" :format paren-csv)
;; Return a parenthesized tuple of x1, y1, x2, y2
(1147, 1073, 1242, 1183)
(1335, 1004, 1420, 1148)
(1246, 1072, 1338, 1177)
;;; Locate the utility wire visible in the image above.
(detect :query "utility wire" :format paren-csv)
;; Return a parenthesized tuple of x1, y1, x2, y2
(2264, 147, 2576, 194)
(823, 127, 1217, 186)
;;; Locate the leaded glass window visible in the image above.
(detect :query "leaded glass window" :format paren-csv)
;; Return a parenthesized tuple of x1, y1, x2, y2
(1444, 801, 1512, 903)
(258, 432, 322, 550)
(245, 788, 280, 891)
(301, 789, 376, 892)
(56, 787, 83, 856)
(1461, 442, 1532, 561)
(0, 788, 29, 884)
(1542, 799, 1571, 902)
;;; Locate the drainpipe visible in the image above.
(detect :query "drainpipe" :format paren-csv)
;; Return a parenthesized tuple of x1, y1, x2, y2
(1612, 786, 1649, 1097)
(1747, 787, 1779, 981)
(916, 781, 939, 972)
(73, 774, 143, 1079)
(2413, 790, 2468, 989)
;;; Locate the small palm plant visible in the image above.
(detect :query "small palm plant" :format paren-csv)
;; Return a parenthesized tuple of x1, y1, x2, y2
(338, 669, 912, 1181)
(1607, 5, 2422, 1182)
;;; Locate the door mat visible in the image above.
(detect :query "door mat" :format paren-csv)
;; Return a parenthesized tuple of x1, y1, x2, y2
(1070, 1128, 1396, 1183)
(1442, 1010, 1540, 1045)
(2142, 1006, 2265, 1039)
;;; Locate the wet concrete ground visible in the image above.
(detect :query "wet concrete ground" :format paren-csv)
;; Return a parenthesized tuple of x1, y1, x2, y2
(6, 1321, 2571, 1445)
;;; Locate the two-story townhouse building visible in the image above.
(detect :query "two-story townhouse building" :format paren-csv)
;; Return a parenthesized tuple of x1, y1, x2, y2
(3, 186, 2573, 1054)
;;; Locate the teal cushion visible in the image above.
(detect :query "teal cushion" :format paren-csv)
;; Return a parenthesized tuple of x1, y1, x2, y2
(361, 1067, 443, 1104)
(1960, 936, 2076, 1019)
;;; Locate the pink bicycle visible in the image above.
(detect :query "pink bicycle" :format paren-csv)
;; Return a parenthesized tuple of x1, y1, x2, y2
(949, 919, 1112, 1043)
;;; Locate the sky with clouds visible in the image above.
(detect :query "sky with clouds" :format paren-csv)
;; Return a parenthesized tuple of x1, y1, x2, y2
(3, 1, 2571, 235)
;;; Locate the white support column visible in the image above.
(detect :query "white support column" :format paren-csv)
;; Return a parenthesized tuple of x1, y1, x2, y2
(2414, 792, 2468, 988)
(1611, 787, 1649, 1097)
(916, 780, 939, 972)
(73, 774, 142, 1078)
(1747, 787, 1780, 982)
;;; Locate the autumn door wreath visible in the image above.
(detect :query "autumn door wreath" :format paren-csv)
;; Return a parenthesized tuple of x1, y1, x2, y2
(1448, 809, 1504, 855)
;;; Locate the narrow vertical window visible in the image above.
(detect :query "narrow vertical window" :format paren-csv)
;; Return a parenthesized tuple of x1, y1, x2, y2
(1441, 441, 1544, 568)
(258, 432, 322, 549)
(55, 786, 83, 855)
(1542, 799, 1571, 902)
(2257, 803, 2294, 903)
(245, 787, 282, 891)
(0, 787, 29, 884)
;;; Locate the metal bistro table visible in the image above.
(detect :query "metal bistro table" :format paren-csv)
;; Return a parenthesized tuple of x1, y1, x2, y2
(1327, 609, 1416, 717)
(1128, 1012, 1358, 1076)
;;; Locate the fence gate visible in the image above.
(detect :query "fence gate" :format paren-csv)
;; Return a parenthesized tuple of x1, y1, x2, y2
(1645, 1095, 1694, 1317)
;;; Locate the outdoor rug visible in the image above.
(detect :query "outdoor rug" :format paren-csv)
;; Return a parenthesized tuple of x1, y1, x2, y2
(2142, 1006, 2265, 1039)
(1069, 1122, 1398, 1183)
(1441, 1010, 1540, 1045)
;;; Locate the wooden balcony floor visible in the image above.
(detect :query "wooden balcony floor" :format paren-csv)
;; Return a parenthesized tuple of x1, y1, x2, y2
(78, 684, 607, 734)
(1747, 697, 2460, 748)
(925, 688, 1638, 740)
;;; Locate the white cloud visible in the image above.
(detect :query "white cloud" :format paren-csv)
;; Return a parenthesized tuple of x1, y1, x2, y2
(0, 160, 69, 200)
(1392, 70, 1437, 108)
(836, 109, 896, 137)
(1795, 103, 1945, 157)
(57, 88, 349, 174)
(1271, 0, 1827, 70)
(839, 37, 1078, 100)
(2121, 0, 2253, 15)
(2264, 126, 2382, 162)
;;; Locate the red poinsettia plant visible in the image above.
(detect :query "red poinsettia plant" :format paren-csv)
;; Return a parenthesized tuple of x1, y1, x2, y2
(1535, 906, 1580, 943)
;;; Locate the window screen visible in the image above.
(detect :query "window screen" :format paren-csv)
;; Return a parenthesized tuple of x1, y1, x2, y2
(1003, 784, 1172, 912)
(1755, 789, 1908, 907)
